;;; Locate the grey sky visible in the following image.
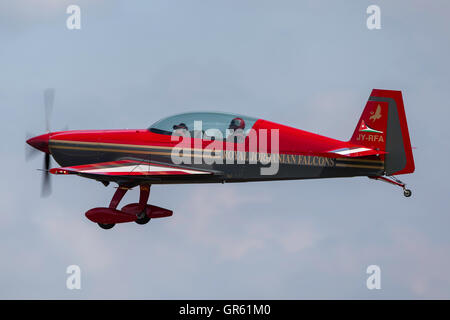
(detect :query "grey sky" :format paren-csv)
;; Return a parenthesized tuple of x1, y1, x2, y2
(1, 0, 450, 298)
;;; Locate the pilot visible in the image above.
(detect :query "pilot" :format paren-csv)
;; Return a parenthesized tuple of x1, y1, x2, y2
(227, 117, 246, 143)
(172, 123, 189, 137)
(173, 123, 188, 130)
(229, 117, 245, 131)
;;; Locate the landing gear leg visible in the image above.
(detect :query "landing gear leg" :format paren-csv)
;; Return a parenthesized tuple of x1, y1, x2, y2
(97, 186, 129, 229)
(135, 184, 151, 225)
(369, 176, 412, 197)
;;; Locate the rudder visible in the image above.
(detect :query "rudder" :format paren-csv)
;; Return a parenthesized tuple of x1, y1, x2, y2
(350, 89, 415, 175)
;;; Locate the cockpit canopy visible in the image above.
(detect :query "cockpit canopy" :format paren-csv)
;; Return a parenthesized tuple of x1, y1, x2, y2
(149, 112, 258, 139)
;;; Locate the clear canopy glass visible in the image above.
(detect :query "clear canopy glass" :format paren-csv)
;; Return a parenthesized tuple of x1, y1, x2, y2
(149, 112, 258, 139)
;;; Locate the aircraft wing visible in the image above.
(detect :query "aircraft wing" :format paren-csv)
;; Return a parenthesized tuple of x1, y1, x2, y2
(49, 159, 217, 178)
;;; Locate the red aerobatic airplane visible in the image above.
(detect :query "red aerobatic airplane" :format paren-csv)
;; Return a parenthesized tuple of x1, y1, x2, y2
(26, 89, 414, 229)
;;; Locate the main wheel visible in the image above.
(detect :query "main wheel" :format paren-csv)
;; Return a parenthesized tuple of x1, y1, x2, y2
(135, 216, 151, 225)
(135, 211, 151, 225)
(403, 189, 412, 197)
(98, 223, 115, 229)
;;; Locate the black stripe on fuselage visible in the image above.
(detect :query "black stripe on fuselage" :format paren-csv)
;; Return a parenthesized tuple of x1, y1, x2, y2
(49, 140, 384, 183)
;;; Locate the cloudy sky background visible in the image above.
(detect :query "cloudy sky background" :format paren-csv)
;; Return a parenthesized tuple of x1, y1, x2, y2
(1, 0, 449, 298)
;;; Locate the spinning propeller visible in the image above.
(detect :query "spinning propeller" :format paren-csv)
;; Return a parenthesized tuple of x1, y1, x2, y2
(26, 88, 55, 197)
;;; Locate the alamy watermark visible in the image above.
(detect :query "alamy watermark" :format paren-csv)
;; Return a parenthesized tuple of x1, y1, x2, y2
(366, 265, 381, 290)
(170, 120, 280, 176)
(66, 5, 81, 30)
(366, 5, 381, 30)
(66, 265, 81, 290)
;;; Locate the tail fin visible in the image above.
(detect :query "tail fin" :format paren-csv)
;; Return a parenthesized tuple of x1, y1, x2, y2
(350, 89, 415, 175)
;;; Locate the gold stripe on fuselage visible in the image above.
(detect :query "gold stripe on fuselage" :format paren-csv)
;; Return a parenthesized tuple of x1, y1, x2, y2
(335, 163, 384, 170)
(51, 139, 203, 151)
(49, 144, 221, 160)
(50, 140, 384, 170)
(52, 140, 384, 162)
(336, 157, 384, 164)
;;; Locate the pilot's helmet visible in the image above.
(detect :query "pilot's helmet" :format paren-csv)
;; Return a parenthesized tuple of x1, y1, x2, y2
(229, 117, 245, 130)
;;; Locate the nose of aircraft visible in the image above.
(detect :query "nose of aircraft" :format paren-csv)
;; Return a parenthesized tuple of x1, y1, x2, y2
(26, 133, 51, 154)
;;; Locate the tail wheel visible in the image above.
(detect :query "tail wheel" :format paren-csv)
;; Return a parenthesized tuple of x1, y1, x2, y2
(98, 223, 115, 230)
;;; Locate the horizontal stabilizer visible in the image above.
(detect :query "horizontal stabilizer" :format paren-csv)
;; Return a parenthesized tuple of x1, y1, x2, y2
(327, 147, 386, 158)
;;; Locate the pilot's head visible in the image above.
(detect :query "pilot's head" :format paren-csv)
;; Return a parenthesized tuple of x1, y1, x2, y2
(173, 123, 188, 131)
(229, 117, 245, 130)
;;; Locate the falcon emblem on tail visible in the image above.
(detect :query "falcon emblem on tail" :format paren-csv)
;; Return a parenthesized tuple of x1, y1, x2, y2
(369, 104, 382, 122)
